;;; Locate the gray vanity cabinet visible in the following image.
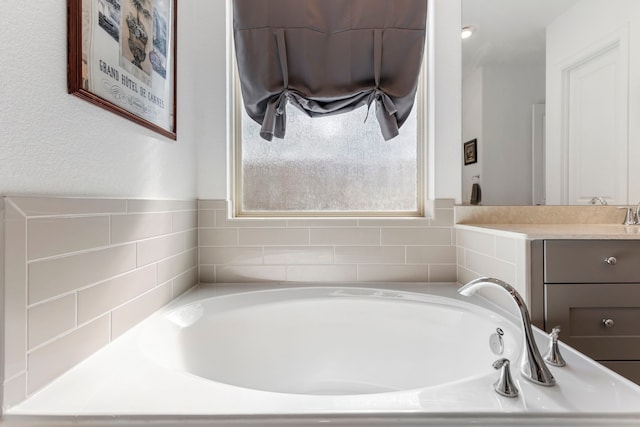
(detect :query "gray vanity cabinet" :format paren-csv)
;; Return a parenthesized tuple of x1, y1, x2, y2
(532, 240, 640, 385)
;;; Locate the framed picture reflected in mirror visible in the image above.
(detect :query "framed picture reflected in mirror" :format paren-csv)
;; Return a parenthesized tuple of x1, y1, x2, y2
(463, 139, 477, 165)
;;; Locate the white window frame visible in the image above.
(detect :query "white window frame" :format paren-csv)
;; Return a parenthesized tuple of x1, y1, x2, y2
(227, 7, 429, 218)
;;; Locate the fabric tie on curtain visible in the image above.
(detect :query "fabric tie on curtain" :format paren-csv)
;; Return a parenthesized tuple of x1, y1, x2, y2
(233, 0, 427, 141)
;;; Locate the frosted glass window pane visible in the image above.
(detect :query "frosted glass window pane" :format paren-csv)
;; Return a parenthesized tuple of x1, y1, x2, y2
(240, 103, 418, 213)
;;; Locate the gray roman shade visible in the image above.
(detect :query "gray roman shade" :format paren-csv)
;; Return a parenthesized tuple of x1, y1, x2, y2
(232, 0, 427, 141)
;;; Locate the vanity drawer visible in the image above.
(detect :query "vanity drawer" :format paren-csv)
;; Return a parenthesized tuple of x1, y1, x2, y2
(544, 240, 640, 283)
(545, 283, 640, 360)
(599, 361, 640, 385)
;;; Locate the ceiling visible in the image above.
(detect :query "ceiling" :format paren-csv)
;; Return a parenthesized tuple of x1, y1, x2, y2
(462, 0, 580, 74)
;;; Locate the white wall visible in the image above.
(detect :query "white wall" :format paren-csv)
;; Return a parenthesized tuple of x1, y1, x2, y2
(461, 62, 544, 206)
(1, 0, 462, 203)
(196, 0, 463, 204)
(483, 63, 545, 205)
(0, 1, 198, 199)
(461, 67, 483, 204)
(546, 0, 640, 205)
(430, 0, 463, 203)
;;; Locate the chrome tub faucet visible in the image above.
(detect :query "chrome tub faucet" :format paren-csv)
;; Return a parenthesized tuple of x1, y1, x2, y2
(458, 277, 556, 387)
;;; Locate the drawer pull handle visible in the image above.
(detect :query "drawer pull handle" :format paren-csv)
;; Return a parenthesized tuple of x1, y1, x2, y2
(604, 257, 617, 265)
(602, 318, 615, 328)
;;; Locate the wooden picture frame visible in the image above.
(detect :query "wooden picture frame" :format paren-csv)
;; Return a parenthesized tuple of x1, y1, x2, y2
(68, 0, 177, 139)
(463, 139, 477, 165)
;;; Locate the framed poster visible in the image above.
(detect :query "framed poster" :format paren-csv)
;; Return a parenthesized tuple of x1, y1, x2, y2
(68, 0, 177, 139)
(463, 139, 477, 165)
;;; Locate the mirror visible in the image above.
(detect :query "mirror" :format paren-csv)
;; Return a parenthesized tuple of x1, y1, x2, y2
(462, 0, 640, 206)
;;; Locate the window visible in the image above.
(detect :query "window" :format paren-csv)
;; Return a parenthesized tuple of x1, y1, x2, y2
(232, 66, 426, 218)
(229, 0, 428, 218)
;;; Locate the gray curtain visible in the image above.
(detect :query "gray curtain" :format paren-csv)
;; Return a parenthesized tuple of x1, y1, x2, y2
(232, 0, 427, 141)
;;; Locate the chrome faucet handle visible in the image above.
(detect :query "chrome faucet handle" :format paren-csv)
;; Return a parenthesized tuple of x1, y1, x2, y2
(543, 326, 566, 367)
(492, 358, 519, 398)
(619, 207, 637, 225)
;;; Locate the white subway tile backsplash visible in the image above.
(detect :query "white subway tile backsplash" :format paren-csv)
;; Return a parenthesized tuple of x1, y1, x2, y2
(465, 250, 516, 285)
(5, 196, 461, 409)
(309, 227, 380, 245)
(77, 265, 156, 325)
(457, 246, 466, 267)
(27, 216, 110, 260)
(28, 295, 76, 350)
(197, 209, 217, 228)
(216, 265, 287, 282)
(429, 208, 455, 227)
(3, 196, 198, 408)
(199, 200, 457, 286)
(111, 284, 173, 339)
(381, 228, 452, 246)
(454, 221, 529, 302)
(137, 233, 185, 267)
(334, 246, 405, 264)
(199, 228, 238, 246)
(3, 373, 26, 411)
(200, 247, 264, 265)
(358, 218, 430, 227)
(157, 249, 198, 284)
(239, 228, 309, 246)
(110, 213, 173, 243)
(27, 315, 110, 394)
(4, 202, 27, 379)
(172, 267, 199, 298)
(184, 229, 198, 250)
(287, 265, 358, 282)
(456, 229, 495, 255)
(495, 235, 517, 263)
(264, 246, 334, 265)
(357, 264, 429, 282)
(286, 218, 359, 227)
(406, 246, 457, 264)
(199, 265, 216, 282)
(198, 200, 227, 210)
(172, 210, 197, 232)
(217, 216, 287, 228)
(9, 197, 127, 217)
(429, 264, 458, 282)
(457, 266, 479, 285)
(28, 244, 137, 305)
(126, 199, 197, 213)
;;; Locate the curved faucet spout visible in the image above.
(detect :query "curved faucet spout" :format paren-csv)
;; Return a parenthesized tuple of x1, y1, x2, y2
(458, 277, 556, 387)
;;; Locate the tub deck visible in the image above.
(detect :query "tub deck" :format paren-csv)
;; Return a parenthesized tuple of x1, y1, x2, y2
(4, 283, 640, 426)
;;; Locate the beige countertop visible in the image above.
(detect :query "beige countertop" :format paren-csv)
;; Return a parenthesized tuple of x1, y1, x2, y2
(455, 223, 640, 240)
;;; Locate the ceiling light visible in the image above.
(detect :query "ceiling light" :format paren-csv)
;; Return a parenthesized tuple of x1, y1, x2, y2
(461, 26, 475, 39)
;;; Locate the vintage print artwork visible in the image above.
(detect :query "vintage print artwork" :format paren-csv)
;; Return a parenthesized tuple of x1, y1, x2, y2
(68, 0, 176, 139)
(463, 139, 477, 165)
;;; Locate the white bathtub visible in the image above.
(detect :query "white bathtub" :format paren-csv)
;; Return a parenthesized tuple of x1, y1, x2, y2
(7, 283, 640, 426)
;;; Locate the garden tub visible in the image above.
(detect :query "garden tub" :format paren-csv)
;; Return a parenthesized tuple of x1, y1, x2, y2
(6, 283, 640, 426)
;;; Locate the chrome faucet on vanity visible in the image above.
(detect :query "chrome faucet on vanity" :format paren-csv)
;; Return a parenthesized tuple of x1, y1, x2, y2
(589, 196, 608, 205)
(458, 277, 556, 387)
(619, 201, 640, 225)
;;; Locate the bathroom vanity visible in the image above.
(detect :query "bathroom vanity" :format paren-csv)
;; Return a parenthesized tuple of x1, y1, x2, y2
(454, 207, 640, 386)
(531, 239, 640, 384)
